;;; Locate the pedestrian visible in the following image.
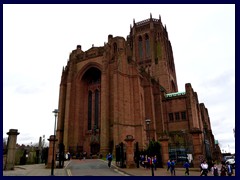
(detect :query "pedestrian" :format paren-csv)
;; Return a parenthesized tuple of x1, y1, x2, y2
(211, 163, 219, 176)
(65, 153, 68, 160)
(147, 156, 151, 169)
(153, 155, 157, 170)
(106, 152, 113, 168)
(140, 155, 145, 167)
(226, 162, 233, 176)
(170, 159, 176, 176)
(200, 160, 208, 176)
(167, 159, 171, 171)
(143, 155, 148, 169)
(183, 161, 190, 176)
(67, 152, 71, 160)
(220, 161, 227, 176)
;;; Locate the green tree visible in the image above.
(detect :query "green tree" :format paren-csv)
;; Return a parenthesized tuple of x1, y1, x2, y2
(147, 140, 163, 168)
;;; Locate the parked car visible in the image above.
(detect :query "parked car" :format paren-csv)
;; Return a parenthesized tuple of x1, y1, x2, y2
(225, 156, 235, 168)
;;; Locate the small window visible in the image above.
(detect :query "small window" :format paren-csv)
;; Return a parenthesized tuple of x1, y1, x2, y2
(175, 112, 180, 121)
(138, 36, 143, 60)
(155, 57, 158, 64)
(113, 43, 117, 53)
(169, 113, 174, 122)
(181, 112, 186, 120)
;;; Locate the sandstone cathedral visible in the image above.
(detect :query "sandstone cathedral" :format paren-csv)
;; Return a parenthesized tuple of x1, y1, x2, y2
(56, 14, 221, 167)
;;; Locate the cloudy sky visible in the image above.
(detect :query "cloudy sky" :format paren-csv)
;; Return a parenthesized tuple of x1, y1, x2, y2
(3, 4, 235, 153)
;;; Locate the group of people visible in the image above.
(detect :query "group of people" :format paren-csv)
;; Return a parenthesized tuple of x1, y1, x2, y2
(200, 159, 234, 176)
(107, 152, 234, 176)
(167, 159, 190, 176)
(218, 161, 234, 176)
(167, 159, 177, 176)
(140, 155, 158, 170)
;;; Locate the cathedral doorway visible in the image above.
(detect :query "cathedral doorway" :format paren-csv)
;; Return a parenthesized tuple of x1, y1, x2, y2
(91, 143, 100, 155)
(82, 67, 101, 155)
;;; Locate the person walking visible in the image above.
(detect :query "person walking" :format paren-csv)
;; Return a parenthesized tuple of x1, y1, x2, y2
(183, 161, 190, 176)
(140, 155, 145, 167)
(106, 152, 113, 168)
(211, 163, 219, 176)
(147, 156, 151, 169)
(226, 162, 233, 176)
(220, 161, 227, 176)
(144, 155, 148, 169)
(170, 159, 176, 176)
(167, 159, 171, 171)
(153, 155, 157, 170)
(200, 160, 208, 176)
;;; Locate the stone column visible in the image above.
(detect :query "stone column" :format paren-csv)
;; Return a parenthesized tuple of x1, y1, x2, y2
(159, 135, 169, 168)
(5, 129, 20, 170)
(100, 71, 110, 157)
(124, 135, 135, 168)
(46, 135, 58, 168)
(190, 128, 203, 168)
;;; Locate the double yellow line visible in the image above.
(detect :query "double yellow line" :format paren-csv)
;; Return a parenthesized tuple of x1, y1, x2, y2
(66, 169, 72, 176)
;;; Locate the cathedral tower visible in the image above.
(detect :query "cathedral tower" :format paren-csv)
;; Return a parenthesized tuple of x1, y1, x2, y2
(128, 14, 178, 93)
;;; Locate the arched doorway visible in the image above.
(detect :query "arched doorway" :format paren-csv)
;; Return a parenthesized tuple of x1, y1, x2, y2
(81, 67, 101, 155)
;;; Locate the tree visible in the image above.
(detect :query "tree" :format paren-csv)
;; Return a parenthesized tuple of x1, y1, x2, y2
(147, 140, 163, 168)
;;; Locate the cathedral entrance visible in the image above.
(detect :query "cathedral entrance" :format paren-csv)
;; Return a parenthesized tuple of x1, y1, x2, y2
(82, 67, 101, 156)
(91, 143, 100, 155)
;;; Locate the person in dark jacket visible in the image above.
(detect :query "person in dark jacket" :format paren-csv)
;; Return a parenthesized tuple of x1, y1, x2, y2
(211, 163, 219, 176)
(170, 159, 176, 176)
(226, 162, 233, 176)
(220, 161, 227, 176)
(153, 155, 157, 170)
(106, 153, 113, 168)
(183, 161, 190, 176)
(167, 159, 171, 171)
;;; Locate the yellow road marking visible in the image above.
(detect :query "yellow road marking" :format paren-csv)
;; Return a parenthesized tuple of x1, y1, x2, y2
(66, 169, 72, 176)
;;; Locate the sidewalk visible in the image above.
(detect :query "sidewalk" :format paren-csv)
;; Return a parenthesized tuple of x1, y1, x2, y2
(115, 163, 235, 176)
(112, 163, 210, 176)
(3, 160, 235, 176)
(3, 161, 70, 176)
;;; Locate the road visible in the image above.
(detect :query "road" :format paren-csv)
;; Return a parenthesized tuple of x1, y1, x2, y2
(65, 159, 129, 176)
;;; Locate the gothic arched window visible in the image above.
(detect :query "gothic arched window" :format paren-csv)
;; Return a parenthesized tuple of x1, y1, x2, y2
(113, 43, 117, 53)
(138, 36, 143, 61)
(88, 91, 92, 130)
(94, 89, 99, 129)
(145, 34, 150, 58)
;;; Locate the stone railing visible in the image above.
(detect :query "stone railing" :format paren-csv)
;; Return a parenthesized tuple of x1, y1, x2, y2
(136, 18, 159, 26)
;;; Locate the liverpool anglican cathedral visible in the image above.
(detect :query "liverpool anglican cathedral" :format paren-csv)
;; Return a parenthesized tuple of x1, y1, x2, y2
(55, 14, 221, 167)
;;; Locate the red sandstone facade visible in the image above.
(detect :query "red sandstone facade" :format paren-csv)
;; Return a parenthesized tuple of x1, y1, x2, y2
(56, 14, 221, 167)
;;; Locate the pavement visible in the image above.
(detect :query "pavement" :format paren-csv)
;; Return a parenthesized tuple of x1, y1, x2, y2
(2, 160, 235, 176)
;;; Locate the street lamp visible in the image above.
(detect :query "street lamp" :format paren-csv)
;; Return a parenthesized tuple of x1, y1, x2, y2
(145, 118, 154, 176)
(51, 109, 59, 176)
(145, 118, 151, 143)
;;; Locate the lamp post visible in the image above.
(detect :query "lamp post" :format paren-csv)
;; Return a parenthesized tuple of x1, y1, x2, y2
(145, 119, 151, 144)
(51, 109, 59, 176)
(145, 118, 154, 176)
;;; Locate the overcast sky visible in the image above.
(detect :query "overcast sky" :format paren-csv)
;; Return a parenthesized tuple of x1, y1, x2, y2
(3, 4, 235, 153)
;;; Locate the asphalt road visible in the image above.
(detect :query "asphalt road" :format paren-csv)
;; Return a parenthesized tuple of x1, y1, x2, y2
(66, 159, 129, 176)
